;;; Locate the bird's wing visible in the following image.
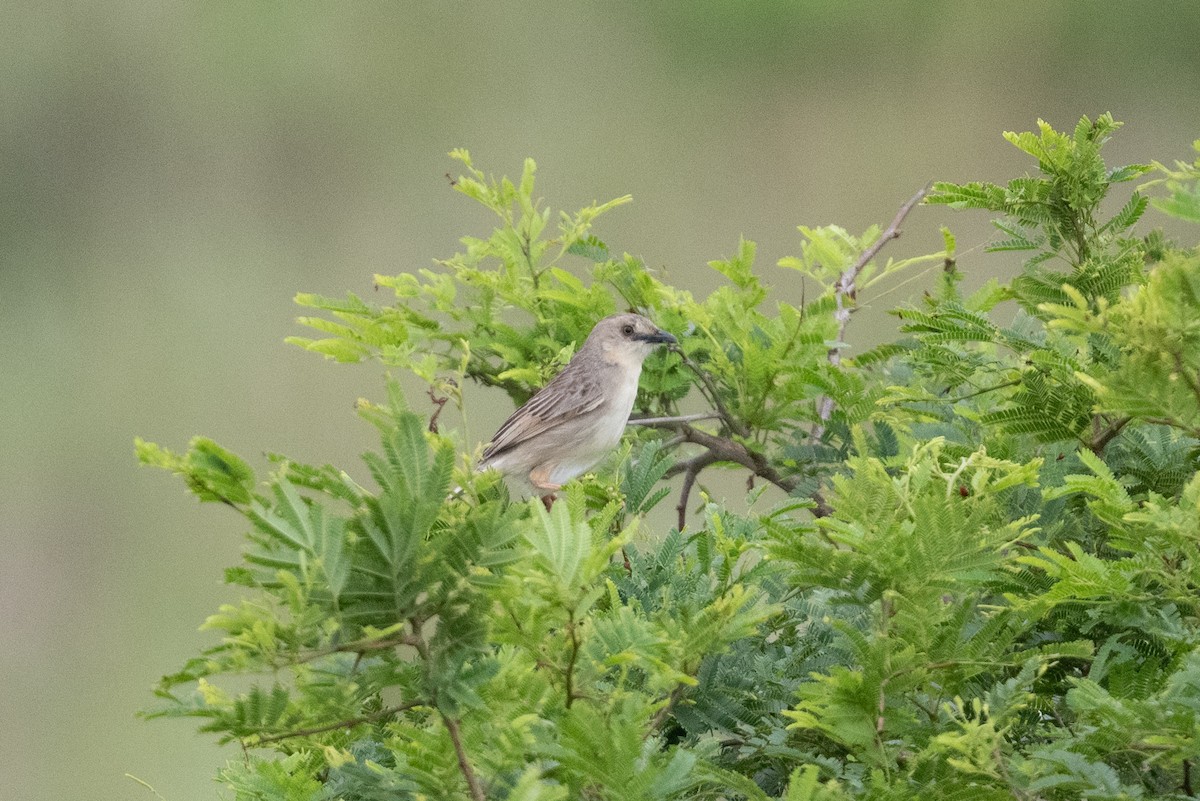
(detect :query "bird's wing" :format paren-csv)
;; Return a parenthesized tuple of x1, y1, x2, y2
(481, 368, 606, 462)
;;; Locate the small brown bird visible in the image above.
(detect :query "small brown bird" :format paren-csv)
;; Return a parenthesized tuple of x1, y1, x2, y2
(478, 313, 676, 497)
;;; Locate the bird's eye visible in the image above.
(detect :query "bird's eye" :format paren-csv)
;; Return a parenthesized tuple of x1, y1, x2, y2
(621, 324, 635, 336)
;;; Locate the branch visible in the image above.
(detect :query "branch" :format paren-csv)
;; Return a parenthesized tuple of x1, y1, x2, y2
(671, 346, 750, 438)
(564, 611, 580, 708)
(950, 378, 1022, 403)
(427, 383, 452, 433)
(694, 425, 797, 491)
(387, 616, 483, 801)
(627, 412, 722, 427)
(659, 423, 802, 525)
(664, 425, 798, 492)
(810, 488, 833, 519)
(248, 701, 424, 746)
(443, 714, 486, 801)
(407, 617, 432, 661)
(815, 183, 930, 430)
(874, 594, 893, 767)
(290, 631, 420, 666)
(674, 450, 722, 529)
(1087, 415, 1131, 455)
(647, 683, 690, 737)
(1172, 350, 1200, 411)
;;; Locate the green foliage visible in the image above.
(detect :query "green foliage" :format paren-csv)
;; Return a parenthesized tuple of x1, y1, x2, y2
(1142, 139, 1200, 224)
(927, 114, 1150, 277)
(140, 116, 1200, 798)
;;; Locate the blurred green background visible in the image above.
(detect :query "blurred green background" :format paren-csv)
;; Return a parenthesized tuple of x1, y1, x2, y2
(4, 2, 1199, 800)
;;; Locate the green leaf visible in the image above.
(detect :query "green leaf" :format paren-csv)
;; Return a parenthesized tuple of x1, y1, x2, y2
(527, 498, 590, 588)
(136, 436, 257, 506)
(567, 234, 610, 263)
(1099, 192, 1148, 234)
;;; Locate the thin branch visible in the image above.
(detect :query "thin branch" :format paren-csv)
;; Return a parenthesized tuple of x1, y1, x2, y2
(1172, 350, 1200, 410)
(390, 616, 484, 801)
(660, 423, 801, 525)
(248, 701, 424, 746)
(674, 450, 722, 530)
(407, 618, 431, 661)
(950, 378, 1022, 403)
(661, 425, 797, 491)
(810, 489, 833, 519)
(874, 594, 893, 778)
(627, 412, 722, 427)
(657, 433, 687, 451)
(647, 683, 690, 736)
(994, 743, 1030, 801)
(835, 182, 931, 356)
(443, 714, 486, 801)
(681, 425, 799, 492)
(671, 346, 750, 437)
(564, 611, 580, 708)
(290, 632, 419, 666)
(427, 383, 453, 433)
(1088, 415, 1131, 454)
(815, 183, 930, 431)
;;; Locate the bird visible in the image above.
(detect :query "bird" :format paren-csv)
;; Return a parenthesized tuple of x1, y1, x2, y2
(478, 313, 676, 502)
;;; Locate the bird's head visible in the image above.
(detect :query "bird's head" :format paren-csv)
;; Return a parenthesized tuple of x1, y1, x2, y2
(587, 313, 677, 366)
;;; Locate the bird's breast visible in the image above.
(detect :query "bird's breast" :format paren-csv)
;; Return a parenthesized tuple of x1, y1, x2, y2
(539, 364, 642, 487)
(593, 364, 641, 448)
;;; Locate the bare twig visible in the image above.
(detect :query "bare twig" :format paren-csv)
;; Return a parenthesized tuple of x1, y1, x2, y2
(951, 378, 1022, 402)
(1088, 415, 1131, 455)
(659, 423, 802, 525)
(627, 412, 722, 427)
(671, 346, 750, 437)
(290, 632, 420, 666)
(443, 714, 486, 801)
(248, 701, 424, 746)
(663, 425, 798, 493)
(815, 184, 930, 432)
(674, 450, 722, 529)
(427, 383, 453, 433)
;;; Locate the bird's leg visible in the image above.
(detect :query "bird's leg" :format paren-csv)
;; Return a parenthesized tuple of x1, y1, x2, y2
(529, 466, 562, 511)
(528, 466, 562, 493)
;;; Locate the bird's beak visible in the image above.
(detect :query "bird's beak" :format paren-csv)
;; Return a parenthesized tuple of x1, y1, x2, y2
(637, 328, 677, 345)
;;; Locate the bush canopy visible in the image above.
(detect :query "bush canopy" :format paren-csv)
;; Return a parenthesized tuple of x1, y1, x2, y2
(139, 115, 1200, 800)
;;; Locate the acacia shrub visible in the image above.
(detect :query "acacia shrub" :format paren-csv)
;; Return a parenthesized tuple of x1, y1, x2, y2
(138, 116, 1200, 800)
